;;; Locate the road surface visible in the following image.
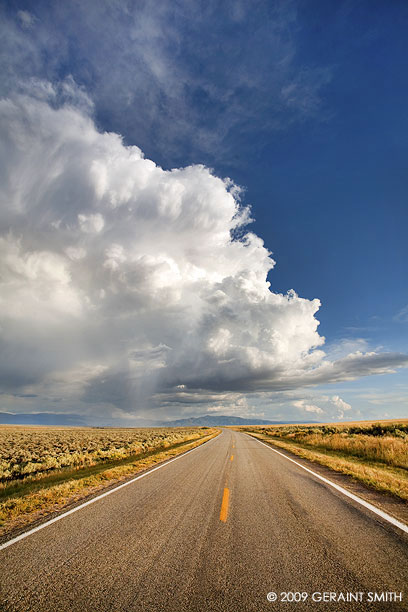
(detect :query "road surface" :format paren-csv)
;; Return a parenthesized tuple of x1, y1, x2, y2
(1, 429, 407, 611)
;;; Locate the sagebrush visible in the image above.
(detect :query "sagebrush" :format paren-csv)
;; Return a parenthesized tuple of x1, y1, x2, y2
(245, 423, 408, 469)
(0, 426, 206, 482)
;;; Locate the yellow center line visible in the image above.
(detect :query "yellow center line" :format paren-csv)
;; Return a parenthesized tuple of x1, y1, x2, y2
(232, 443, 235, 448)
(230, 454, 234, 461)
(219, 487, 230, 522)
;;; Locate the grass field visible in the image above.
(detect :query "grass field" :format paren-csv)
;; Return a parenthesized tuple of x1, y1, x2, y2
(0, 426, 219, 536)
(0, 426, 212, 481)
(239, 419, 408, 502)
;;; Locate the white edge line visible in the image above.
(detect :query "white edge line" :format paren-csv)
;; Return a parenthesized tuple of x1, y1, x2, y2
(0, 433, 220, 552)
(250, 435, 408, 535)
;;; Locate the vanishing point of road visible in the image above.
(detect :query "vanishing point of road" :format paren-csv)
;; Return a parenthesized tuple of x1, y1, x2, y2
(1, 429, 407, 611)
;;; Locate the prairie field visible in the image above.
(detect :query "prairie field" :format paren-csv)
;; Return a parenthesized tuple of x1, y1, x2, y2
(240, 419, 408, 501)
(0, 426, 218, 535)
(0, 426, 208, 482)
(245, 421, 408, 468)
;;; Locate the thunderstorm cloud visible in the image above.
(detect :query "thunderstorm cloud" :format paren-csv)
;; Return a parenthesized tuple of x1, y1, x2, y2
(0, 85, 407, 420)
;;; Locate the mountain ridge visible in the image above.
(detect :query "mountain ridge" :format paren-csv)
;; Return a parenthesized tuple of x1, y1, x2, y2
(0, 412, 319, 427)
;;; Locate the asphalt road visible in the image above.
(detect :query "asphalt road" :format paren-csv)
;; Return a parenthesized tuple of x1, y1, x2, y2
(1, 430, 408, 612)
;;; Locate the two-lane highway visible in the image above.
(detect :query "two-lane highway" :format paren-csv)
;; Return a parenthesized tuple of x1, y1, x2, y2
(1, 430, 407, 611)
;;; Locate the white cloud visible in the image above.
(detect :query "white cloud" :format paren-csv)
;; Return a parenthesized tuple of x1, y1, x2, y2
(0, 90, 407, 417)
(293, 399, 324, 414)
(291, 394, 352, 420)
(331, 395, 351, 412)
(78, 213, 105, 234)
(65, 246, 87, 261)
(0, 235, 82, 321)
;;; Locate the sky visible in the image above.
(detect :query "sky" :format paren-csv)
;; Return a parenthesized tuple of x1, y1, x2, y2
(0, 0, 407, 424)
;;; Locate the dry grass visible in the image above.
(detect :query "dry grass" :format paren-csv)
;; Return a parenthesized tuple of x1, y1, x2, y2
(294, 433, 407, 468)
(0, 426, 209, 481)
(0, 426, 219, 536)
(249, 418, 408, 428)
(238, 419, 408, 502)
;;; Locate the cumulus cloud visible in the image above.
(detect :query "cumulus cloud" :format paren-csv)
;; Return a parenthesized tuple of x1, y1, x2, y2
(331, 395, 351, 413)
(293, 400, 324, 415)
(0, 87, 407, 418)
(291, 394, 352, 420)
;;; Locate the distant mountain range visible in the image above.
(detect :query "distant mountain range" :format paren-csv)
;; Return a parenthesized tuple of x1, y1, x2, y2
(0, 412, 89, 426)
(0, 412, 155, 427)
(157, 415, 277, 426)
(0, 412, 318, 427)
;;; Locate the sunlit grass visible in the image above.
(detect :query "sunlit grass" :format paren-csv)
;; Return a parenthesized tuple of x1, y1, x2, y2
(240, 420, 408, 502)
(0, 426, 219, 536)
(0, 426, 211, 481)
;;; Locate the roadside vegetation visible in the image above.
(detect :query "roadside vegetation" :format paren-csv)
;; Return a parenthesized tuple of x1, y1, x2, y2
(240, 420, 408, 502)
(0, 426, 219, 536)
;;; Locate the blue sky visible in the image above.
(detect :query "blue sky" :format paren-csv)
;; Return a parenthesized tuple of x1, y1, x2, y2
(0, 0, 407, 423)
